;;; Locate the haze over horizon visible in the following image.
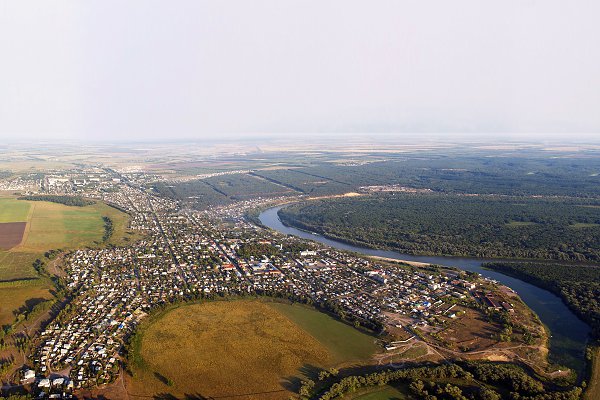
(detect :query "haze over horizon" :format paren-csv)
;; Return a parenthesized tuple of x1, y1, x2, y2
(1, 1, 599, 142)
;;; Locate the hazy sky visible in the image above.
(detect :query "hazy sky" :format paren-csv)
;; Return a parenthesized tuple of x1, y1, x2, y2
(1, 1, 599, 142)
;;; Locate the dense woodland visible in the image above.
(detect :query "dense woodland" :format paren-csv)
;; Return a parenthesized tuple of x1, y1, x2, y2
(279, 194, 600, 262)
(18, 195, 94, 207)
(484, 262, 600, 340)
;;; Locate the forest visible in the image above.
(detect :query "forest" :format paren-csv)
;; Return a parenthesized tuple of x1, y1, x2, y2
(484, 262, 600, 339)
(278, 193, 600, 262)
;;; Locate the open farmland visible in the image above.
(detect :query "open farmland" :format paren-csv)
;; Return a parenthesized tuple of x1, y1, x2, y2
(127, 300, 379, 399)
(269, 302, 379, 364)
(0, 222, 26, 250)
(0, 197, 135, 268)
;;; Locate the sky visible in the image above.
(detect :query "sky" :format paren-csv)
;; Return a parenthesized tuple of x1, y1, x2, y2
(1, 0, 599, 142)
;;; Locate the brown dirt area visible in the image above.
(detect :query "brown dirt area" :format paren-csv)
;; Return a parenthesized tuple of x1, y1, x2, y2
(0, 222, 26, 250)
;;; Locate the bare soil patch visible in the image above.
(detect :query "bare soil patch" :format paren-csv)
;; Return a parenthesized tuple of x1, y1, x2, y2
(0, 222, 26, 249)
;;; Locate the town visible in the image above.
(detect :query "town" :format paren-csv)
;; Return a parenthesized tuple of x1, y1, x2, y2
(2, 171, 529, 398)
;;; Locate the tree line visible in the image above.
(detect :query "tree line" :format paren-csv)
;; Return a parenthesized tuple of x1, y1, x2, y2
(18, 195, 94, 207)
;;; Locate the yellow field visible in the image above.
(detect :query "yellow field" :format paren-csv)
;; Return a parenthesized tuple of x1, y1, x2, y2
(128, 300, 378, 400)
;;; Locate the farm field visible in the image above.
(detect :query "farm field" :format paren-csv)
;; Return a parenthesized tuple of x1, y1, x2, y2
(0, 197, 135, 331)
(0, 197, 135, 280)
(127, 300, 379, 399)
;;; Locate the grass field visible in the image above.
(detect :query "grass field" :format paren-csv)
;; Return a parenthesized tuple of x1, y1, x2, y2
(128, 300, 379, 399)
(0, 279, 54, 326)
(0, 198, 31, 222)
(269, 302, 379, 364)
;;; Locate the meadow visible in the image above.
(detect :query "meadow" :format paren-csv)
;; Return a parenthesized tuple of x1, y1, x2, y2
(269, 302, 379, 364)
(0, 279, 54, 326)
(127, 300, 379, 399)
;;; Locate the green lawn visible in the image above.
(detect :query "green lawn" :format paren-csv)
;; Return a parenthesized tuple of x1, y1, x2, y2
(268, 301, 379, 364)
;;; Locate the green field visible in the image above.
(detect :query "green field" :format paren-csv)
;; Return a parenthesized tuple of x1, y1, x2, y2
(0, 279, 54, 326)
(0, 198, 31, 222)
(269, 302, 379, 364)
(128, 300, 379, 399)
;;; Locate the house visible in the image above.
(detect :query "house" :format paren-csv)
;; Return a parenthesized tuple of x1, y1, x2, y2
(24, 369, 36, 380)
(38, 378, 51, 388)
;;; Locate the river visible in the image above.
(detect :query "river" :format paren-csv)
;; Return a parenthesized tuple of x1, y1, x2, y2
(259, 205, 590, 373)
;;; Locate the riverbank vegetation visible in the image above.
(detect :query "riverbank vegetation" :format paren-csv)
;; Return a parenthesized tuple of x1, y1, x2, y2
(155, 154, 600, 209)
(278, 193, 600, 262)
(483, 261, 600, 399)
(483, 262, 600, 340)
(306, 362, 582, 400)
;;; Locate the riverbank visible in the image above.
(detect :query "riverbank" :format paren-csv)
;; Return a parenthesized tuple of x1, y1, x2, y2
(258, 205, 591, 374)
